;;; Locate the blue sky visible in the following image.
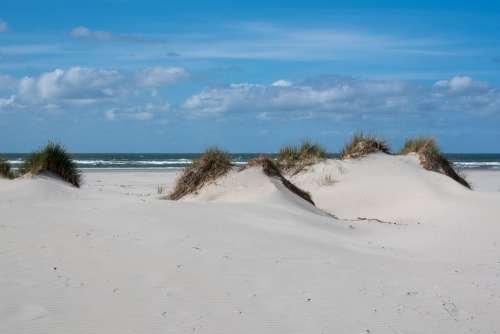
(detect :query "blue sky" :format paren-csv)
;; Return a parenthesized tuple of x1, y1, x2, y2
(1, 0, 500, 152)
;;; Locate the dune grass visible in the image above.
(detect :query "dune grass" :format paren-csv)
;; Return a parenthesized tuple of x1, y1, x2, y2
(400, 137, 439, 156)
(0, 157, 15, 179)
(245, 156, 315, 205)
(340, 133, 390, 160)
(277, 140, 327, 174)
(21, 142, 81, 187)
(168, 147, 233, 200)
(400, 137, 471, 189)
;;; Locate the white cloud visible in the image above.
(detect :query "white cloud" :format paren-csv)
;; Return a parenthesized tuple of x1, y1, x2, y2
(18, 67, 124, 104)
(70, 26, 91, 38)
(137, 67, 188, 87)
(0, 95, 16, 110)
(14, 66, 188, 107)
(0, 20, 7, 33)
(160, 22, 450, 61)
(69, 26, 152, 43)
(433, 76, 485, 91)
(102, 22, 450, 62)
(105, 109, 153, 121)
(272, 80, 293, 87)
(105, 102, 170, 121)
(448, 76, 474, 90)
(0, 66, 185, 118)
(182, 75, 500, 118)
(70, 26, 114, 40)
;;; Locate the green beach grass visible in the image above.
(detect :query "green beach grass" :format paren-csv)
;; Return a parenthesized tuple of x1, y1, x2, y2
(21, 142, 81, 187)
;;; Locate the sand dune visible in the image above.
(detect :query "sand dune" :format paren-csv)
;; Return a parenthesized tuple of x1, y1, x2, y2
(182, 164, 319, 214)
(291, 153, 491, 222)
(1, 156, 500, 333)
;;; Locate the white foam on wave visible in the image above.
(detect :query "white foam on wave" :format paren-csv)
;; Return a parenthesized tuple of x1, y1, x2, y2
(6, 158, 248, 167)
(8, 156, 498, 169)
(455, 161, 500, 168)
(73, 159, 194, 165)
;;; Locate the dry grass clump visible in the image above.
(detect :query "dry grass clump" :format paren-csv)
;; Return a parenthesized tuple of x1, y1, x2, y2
(0, 157, 15, 179)
(400, 137, 435, 155)
(21, 142, 81, 187)
(277, 140, 327, 174)
(400, 137, 471, 189)
(245, 156, 315, 205)
(168, 147, 233, 200)
(340, 133, 390, 160)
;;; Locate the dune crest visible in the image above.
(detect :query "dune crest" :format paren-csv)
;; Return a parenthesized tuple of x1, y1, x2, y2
(289, 153, 488, 224)
(182, 157, 317, 213)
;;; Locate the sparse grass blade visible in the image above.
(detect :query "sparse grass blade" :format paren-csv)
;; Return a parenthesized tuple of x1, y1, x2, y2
(340, 132, 390, 160)
(168, 147, 233, 200)
(399, 136, 471, 189)
(277, 140, 327, 174)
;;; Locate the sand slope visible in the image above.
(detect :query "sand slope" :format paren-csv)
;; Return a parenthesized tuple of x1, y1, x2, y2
(182, 166, 319, 214)
(290, 153, 500, 258)
(292, 153, 499, 223)
(1, 160, 500, 333)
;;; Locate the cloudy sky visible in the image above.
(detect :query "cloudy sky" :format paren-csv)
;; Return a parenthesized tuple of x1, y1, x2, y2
(1, 0, 500, 152)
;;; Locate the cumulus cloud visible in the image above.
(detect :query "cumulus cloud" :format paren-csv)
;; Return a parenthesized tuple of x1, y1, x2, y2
(18, 67, 124, 104)
(433, 76, 486, 92)
(182, 75, 500, 119)
(0, 20, 7, 32)
(272, 80, 293, 87)
(0, 66, 186, 119)
(12, 66, 188, 106)
(136, 67, 188, 87)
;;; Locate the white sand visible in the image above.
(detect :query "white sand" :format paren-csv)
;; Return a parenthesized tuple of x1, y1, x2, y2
(1, 156, 500, 333)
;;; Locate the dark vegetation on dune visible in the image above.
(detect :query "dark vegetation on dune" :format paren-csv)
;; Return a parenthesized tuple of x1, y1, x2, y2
(168, 147, 315, 205)
(0, 157, 15, 179)
(244, 156, 315, 205)
(340, 133, 391, 160)
(168, 147, 233, 200)
(277, 140, 327, 175)
(400, 137, 471, 189)
(21, 142, 81, 187)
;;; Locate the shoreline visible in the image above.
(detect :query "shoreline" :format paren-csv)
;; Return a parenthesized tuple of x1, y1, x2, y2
(4, 152, 500, 172)
(71, 168, 500, 193)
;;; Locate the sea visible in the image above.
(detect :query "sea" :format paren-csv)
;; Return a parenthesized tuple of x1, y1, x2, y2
(2, 153, 500, 170)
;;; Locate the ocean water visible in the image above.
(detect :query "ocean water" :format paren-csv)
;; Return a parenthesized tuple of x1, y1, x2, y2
(2, 153, 500, 170)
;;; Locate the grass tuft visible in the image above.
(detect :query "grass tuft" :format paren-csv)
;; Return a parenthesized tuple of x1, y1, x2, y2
(245, 156, 315, 205)
(21, 142, 81, 187)
(168, 147, 233, 200)
(400, 137, 471, 189)
(277, 140, 327, 174)
(400, 137, 438, 156)
(0, 157, 15, 179)
(340, 132, 390, 160)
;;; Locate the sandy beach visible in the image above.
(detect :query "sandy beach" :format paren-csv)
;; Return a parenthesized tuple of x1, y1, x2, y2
(1, 154, 500, 333)
(3, 0, 500, 332)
